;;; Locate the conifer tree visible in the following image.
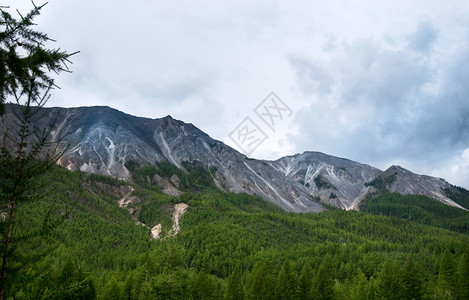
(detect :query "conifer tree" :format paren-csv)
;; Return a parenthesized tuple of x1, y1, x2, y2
(100, 276, 122, 300)
(225, 263, 244, 300)
(456, 250, 469, 300)
(121, 272, 136, 300)
(311, 261, 335, 300)
(244, 260, 275, 300)
(0, 2, 76, 114)
(436, 249, 455, 299)
(402, 258, 424, 300)
(297, 263, 313, 300)
(350, 269, 371, 300)
(277, 260, 297, 300)
(0, 2, 76, 299)
(190, 270, 214, 299)
(375, 260, 403, 300)
(157, 237, 186, 299)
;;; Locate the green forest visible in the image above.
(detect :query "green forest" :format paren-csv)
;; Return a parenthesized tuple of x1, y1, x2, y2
(2, 164, 468, 299)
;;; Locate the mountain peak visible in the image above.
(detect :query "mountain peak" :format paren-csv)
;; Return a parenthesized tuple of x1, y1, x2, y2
(374, 165, 466, 210)
(384, 165, 412, 176)
(387, 165, 409, 171)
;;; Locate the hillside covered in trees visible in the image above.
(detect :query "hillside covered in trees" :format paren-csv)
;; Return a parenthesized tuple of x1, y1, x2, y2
(4, 164, 469, 299)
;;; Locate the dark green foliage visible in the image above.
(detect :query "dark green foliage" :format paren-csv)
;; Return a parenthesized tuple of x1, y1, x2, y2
(456, 250, 469, 300)
(155, 160, 185, 179)
(314, 175, 333, 190)
(444, 185, 469, 210)
(127, 159, 217, 192)
(3, 166, 149, 298)
(298, 263, 313, 300)
(0, 81, 72, 299)
(3, 164, 469, 299)
(180, 160, 217, 192)
(365, 172, 397, 190)
(436, 249, 456, 299)
(1, 4, 77, 297)
(360, 191, 469, 234)
(226, 264, 244, 300)
(190, 270, 223, 299)
(99, 276, 121, 300)
(244, 260, 276, 300)
(136, 192, 175, 230)
(350, 269, 374, 300)
(277, 260, 297, 300)
(312, 260, 335, 300)
(123, 160, 140, 173)
(375, 260, 403, 300)
(402, 258, 424, 300)
(0, 3, 77, 112)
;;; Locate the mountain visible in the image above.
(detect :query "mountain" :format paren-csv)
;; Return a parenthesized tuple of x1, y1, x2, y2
(2, 104, 468, 212)
(271, 152, 381, 210)
(6, 105, 323, 212)
(366, 165, 467, 210)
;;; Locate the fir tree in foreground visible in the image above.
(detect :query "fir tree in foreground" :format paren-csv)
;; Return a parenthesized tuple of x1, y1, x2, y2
(0, 2, 77, 299)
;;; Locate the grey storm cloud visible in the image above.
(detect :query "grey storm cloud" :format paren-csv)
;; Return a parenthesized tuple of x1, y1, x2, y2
(289, 20, 469, 181)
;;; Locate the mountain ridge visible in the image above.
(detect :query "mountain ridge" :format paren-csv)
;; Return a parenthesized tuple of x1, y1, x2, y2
(2, 104, 467, 212)
(367, 164, 466, 210)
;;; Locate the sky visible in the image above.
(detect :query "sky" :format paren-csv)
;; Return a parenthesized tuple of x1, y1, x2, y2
(6, 0, 469, 189)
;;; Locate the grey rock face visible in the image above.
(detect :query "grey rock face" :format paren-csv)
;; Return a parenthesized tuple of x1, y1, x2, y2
(377, 165, 467, 210)
(32, 106, 324, 212)
(271, 152, 382, 210)
(3, 104, 467, 212)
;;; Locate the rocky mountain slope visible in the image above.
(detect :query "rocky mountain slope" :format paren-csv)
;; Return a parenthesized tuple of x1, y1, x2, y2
(367, 165, 467, 210)
(4, 105, 323, 212)
(2, 104, 467, 212)
(271, 152, 382, 209)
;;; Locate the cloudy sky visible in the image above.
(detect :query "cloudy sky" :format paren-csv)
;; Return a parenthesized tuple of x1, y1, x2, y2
(7, 0, 469, 188)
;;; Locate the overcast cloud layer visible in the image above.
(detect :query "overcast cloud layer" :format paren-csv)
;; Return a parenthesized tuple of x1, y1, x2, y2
(6, 0, 469, 188)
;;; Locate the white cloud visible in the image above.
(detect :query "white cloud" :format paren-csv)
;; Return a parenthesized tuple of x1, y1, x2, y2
(288, 17, 469, 187)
